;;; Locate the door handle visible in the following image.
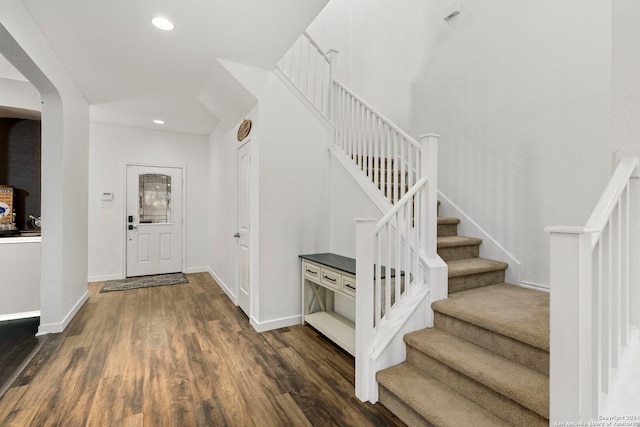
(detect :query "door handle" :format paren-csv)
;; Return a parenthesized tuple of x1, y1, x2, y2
(128, 224, 137, 230)
(233, 232, 240, 238)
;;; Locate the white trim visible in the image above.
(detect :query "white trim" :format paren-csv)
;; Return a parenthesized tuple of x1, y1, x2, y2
(208, 268, 236, 304)
(273, 68, 334, 132)
(123, 162, 186, 278)
(602, 328, 640, 414)
(517, 281, 550, 292)
(36, 290, 88, 336)
(437, 191, 522, 285)
(371, 287, 431, 359)
(185, 266, 209, 274)
(88, 273, 122, 283)
(250, 314, 302, 333)
(616, 149, 640, 176)
(329, 146, 391, 215)
(0, 310, 40, 322)
(0, 236, 41, 244)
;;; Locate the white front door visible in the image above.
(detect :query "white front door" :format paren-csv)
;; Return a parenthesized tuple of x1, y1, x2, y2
(126, 165, 183, 277)
(237, 142, 251, 315)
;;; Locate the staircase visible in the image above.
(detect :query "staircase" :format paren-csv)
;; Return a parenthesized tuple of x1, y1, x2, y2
(377, 214, 550, 426)
(276, 31, 550, 424)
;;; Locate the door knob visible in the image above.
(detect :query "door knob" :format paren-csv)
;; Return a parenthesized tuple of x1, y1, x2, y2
(128, 224, 137, 230)
(233, 232, 240, 238)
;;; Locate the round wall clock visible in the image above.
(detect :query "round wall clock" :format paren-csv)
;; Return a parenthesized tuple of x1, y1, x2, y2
(237, 119, 252, 141)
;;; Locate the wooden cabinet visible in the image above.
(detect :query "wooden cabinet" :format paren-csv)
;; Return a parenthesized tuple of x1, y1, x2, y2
(299, 254, 356, 356)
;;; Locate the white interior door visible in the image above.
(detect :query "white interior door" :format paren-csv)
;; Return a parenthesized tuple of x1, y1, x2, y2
(237, 142, 251, 315)
(126, 165, 183, 277)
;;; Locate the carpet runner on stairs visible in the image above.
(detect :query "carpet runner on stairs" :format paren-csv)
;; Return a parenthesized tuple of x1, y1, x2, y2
(377, 215, 550, 427)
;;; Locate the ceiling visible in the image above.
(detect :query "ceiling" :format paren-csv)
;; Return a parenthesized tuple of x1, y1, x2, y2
(10, 0, 327, 134)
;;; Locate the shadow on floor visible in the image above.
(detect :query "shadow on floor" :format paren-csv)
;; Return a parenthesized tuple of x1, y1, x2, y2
(0, 317, 44, 397)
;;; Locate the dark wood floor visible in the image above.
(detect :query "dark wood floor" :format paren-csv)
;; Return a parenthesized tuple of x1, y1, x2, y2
(0, 273, 405, 426)
(0, 317, 45, 396)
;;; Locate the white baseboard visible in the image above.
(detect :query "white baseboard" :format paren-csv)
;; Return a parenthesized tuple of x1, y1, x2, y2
(0, 310, 40, 322)
(87, 273, 122, 283)
(37, 290, 89, 336)
(438, 191, 522, 285)
(518, 281, 550, 292)
(186, 266, 209, 274)
(250, 314, 302, 333)
(207, 268, 236, 304)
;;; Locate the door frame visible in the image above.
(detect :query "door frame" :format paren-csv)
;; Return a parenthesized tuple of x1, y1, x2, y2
(122, 162, 186, 279)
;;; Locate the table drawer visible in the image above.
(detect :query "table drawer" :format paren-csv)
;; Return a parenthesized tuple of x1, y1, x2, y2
(342, 275, 356, 297)
(320, 267, 341, 290)
(303, 261, 321, 282)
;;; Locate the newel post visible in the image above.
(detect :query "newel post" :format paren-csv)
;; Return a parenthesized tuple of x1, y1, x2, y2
(355, 217, 375, 402)
(545, 226, 596, 423)
(419, 134, 440, 259)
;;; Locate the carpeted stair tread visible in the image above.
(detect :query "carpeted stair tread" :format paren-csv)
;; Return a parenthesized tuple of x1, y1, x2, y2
(447, 257, 508, 278)
(437, 217, 460, 237)
(432, 283, 549, 352)
(404, 328, 549, 418)
(437, 216, 460, 225)
(377, 362, 511, 427)
(437, 236, 482, 248)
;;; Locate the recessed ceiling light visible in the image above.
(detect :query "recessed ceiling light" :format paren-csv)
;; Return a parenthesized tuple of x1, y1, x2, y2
(152, 17, 174, 31)
(153, 119, 165, 125)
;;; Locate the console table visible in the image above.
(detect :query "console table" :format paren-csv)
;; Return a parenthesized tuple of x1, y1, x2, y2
(299, 253, 356, 356)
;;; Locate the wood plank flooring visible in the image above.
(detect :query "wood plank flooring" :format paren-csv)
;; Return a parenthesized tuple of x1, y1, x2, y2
(0, 273, 405, 426)
(0, 317, 45, 396)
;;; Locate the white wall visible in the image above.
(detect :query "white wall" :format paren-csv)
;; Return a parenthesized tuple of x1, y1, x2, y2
(1, 1, 90, 334)
(208, 119, 243, 298)
(613, 0, 640, 154)
(0, 77, 40, 112)
(88, 122, 209, 281)
(255, 73, 332, 329)
(309, 0, 614, 288)
(208, 70, 333, 331)
(329, 156, 383, 257)
(0, 240, 40, 318)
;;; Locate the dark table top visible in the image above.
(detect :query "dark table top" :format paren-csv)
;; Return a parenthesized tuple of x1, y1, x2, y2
(299, 253, 356, 275)
(299, 253, 403, 278)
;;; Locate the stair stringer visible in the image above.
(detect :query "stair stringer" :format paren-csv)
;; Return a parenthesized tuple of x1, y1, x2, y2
(365, 255, 448, 403)
(437, 191, 523, 286)
(329, 145, 392, 215)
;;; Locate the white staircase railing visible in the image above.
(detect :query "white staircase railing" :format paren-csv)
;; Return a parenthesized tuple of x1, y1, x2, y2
(277, 32, 447, 403)
(276, 32, 335, 118)
(355, 135, 446, 401)
(546, 154, 640, 423)
(333, 81, 421, 205)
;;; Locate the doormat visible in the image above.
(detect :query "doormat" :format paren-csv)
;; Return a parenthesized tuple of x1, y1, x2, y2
(99, 273, 189, 293)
